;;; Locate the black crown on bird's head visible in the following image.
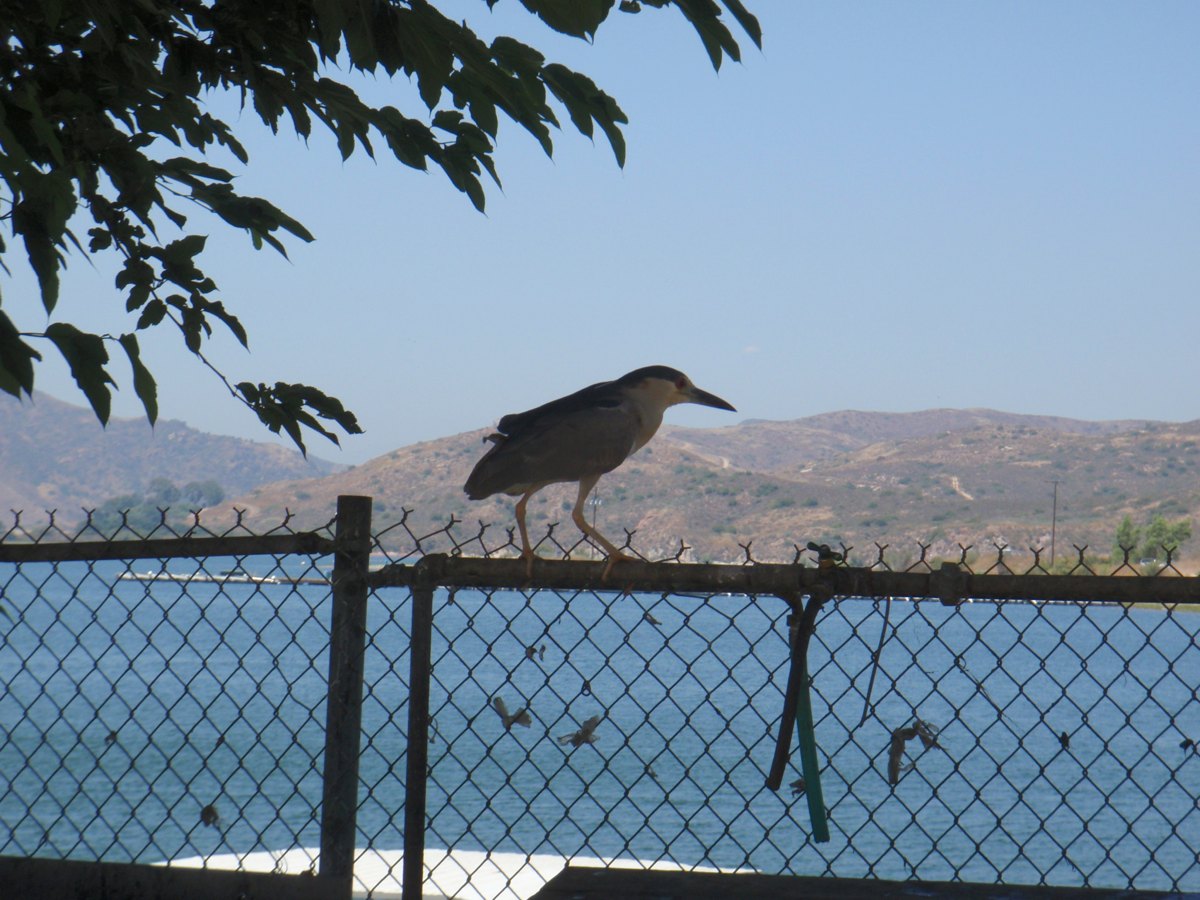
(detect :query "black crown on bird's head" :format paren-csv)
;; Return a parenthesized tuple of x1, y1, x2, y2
(614, 365, 688, 386)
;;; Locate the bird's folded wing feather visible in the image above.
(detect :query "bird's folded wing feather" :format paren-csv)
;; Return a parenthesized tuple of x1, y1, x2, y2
(496, 380, 616, 435)
(466, 404, 639, 498)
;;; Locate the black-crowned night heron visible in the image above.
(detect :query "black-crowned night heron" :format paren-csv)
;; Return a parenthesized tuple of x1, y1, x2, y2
(464, 365, 736, 573)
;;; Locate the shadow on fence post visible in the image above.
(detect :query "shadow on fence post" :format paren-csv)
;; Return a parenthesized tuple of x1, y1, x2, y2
(319, 495, 373, 897)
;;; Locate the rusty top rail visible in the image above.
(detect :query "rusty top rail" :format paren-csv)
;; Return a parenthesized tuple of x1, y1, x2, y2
(3, 537, 1197, 604)
(0, 532, 337, 564)
(369, 554, 1200, 605)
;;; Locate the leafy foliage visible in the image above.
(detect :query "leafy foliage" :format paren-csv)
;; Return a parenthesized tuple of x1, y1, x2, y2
(0, 0, 759, 452)
(89, 477, 226, 534)
(1113, 513, 1193, 563)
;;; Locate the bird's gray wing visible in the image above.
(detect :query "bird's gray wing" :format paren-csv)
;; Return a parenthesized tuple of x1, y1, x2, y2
(496, 379, 618, 436)
(465, 403, 639, 499)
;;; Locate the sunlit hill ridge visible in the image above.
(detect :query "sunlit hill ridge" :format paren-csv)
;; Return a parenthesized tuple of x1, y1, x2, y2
(234, 409, 1199, 570)
(3, 395, 1196, 570)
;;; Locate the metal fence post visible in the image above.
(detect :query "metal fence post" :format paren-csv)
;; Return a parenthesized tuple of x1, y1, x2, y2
(402, 558, 437, 900)
(319, 495, 373, 894)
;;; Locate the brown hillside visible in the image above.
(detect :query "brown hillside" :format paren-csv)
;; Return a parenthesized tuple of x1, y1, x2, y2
(223, 411, 1200, 570)
(661, 409, 1152, 473)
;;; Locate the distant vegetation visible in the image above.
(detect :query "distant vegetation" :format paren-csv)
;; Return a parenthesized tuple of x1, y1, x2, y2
(1112, 514, 1193, 565)
(0, 391, 343, 515)
(90, 479, 225, 535)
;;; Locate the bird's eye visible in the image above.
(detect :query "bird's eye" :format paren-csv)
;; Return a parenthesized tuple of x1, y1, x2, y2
(675, 377, 687, 390)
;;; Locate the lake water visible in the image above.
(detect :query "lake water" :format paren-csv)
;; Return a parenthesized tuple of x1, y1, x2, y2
(1, 557, 1197, 897)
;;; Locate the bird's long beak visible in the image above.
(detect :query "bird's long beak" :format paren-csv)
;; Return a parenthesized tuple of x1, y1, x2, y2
(686, 385, 736, 412)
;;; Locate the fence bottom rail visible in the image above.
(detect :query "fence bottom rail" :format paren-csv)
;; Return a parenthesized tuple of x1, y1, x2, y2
(0, 855, 348, 900)
(528, 865, 1192, 900)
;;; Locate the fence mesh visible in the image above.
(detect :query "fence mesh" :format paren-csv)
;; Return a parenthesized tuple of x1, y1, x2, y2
(0, 510, 335, 874)
(351, 591, 1199, 898)
(1, 506, 1197, 899)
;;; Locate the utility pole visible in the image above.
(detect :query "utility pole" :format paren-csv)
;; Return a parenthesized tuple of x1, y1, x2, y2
(1048, 480, 1060, 568)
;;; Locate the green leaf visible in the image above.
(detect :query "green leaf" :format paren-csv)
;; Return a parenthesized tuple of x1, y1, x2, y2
(126, 282, 152, 313)
(394, 5, 456, 108)
(0, 310, 42, 399)
(469, 98, 499, 137)
(335, 122, 356, 160)
(720, 0, 763, 49)
(15, 82, 66, 166)
(196, 297, 249, 348)
(44, 323, 115, 424)
(88, 228, 113, 252)
(311, 0, 348, 58)
(158, 157, 235, 186)
(433, 109, 464, 132)
(192, 185, 314, 252)
(179, 304, 208, 353)
(116, 256, 156, 293)
(543, 65, 628, 165)
(118, 332, 158, 424)
(376, 106, 437, 169)
(491, 37, 547, 75)
(462, 172, 486, 212)
(675, 0, 742, 69)
(166, 234, 208, 262)
(341, 0, 378, 63)
(478, 153, 502, 189)
(236, 380, 363, 456)
(12, 172, 76, 314)
(136, 299, 168, 329)
(518, 0, 616, 39)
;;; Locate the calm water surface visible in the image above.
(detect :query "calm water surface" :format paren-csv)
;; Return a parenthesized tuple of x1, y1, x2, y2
(1, 558, 1197, 893)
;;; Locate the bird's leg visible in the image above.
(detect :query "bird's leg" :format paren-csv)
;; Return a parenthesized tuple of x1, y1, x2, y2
(571, 476, 632, 579)
(514, 490, 539, 578)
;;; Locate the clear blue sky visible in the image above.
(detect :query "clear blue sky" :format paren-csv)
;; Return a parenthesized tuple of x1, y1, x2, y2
(8, 2, 1199, 464)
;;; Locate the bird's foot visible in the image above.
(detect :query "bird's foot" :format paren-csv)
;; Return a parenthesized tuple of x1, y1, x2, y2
(601, 550, 635, 583)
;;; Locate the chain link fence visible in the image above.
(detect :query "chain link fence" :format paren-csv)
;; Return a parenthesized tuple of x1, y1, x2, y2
(2, 498, 1198, 899)
(0, 508, 340, 883)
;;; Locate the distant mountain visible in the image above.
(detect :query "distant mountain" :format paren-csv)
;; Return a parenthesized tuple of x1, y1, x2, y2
(224, 409, 1200, 569)
(5, 395, 1195, 569)
(664, 409, 1155, 472)
(0, 392, 344, 517)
